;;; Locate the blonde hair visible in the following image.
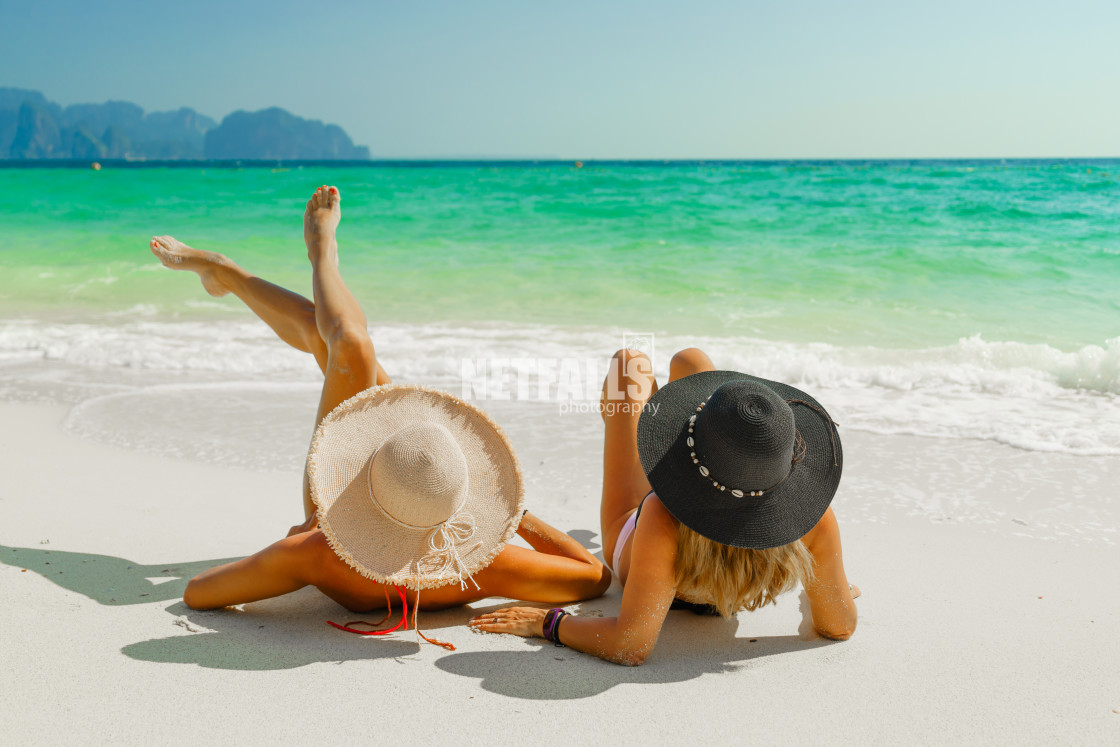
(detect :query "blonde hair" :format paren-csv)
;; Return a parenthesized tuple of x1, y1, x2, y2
(673, 523, 816, 618)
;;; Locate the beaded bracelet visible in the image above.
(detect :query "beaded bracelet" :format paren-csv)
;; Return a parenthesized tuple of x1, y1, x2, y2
(542, 608, 568, 647)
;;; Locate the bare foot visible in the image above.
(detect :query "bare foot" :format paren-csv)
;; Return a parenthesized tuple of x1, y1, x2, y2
(303, 185, 341, 263)
(149, 235, 230, 297)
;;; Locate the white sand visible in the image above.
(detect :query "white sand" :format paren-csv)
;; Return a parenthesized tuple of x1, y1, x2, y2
(2, 401, 1119, 744)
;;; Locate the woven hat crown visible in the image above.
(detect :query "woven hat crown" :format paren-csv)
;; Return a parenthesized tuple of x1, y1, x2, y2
(368, 422, 469, 529)
(693, 381, 795, 492)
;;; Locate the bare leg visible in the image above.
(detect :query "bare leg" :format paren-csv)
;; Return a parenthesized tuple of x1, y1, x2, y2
(668, 347, 716, 383)
(303, 186, 381, 425)
(150, 235, 326, 370)
(152, 186, 389, 519)
(177, 186, 404, 611)
(599, 348, 657, 566)
(599, 347, 716, 568)
(149, 234, 390, 383)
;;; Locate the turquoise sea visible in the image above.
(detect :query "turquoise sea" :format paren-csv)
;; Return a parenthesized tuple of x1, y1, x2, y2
(1, 160, 1119, 459)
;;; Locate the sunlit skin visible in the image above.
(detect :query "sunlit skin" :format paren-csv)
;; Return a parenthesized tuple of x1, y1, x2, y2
(150, 186, 610, 613)
(472, 348, 860, 665)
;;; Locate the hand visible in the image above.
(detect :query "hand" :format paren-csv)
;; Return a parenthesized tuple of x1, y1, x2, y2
(469, 607, 548, 638)
(850, 583, 862, 599)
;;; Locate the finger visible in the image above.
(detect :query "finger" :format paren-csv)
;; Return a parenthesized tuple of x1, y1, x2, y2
(476, 614, 521, 625)
(469, 621, 507, 632)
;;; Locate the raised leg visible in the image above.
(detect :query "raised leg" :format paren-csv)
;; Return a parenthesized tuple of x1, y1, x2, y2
(152, 187, 391, 519)
(149, 234, 390, 384)
(297, 185, 388, 518)
(599, 348, 657, 565)
(668, 347, 716, 382)
(303, 186, 381, 425)
(599, 347, 717, 567)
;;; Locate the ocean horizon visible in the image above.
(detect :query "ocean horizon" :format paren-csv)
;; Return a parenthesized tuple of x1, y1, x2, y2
(4, 156, 1120, 168)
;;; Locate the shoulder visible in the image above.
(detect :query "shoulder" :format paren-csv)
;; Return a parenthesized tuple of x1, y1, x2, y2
(639, 493, 679, 535)
(631, 493, 680, 563)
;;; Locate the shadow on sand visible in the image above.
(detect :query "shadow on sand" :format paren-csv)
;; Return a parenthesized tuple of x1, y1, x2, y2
(0, 542, 419, 670)
(567, 529, 601, 552)
(0, 543, 239, 606)
(125, 592, 834, 683)
(5, 543, 835, 687)
(121, 593, 431, 670)
(435, 593, 836, 699)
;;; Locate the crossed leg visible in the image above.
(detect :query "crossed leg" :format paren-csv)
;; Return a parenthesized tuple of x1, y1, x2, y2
(599, 346, 716, 574)
(151, 186, 390, 517)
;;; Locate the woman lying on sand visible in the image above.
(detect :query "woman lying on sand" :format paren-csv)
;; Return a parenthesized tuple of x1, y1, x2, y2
(472, 348, 860, 664)
(149, 186, 609, 635)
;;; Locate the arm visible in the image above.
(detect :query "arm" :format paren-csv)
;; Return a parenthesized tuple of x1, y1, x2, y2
(516, 510, 602, 565)
(802, 507, 859, 640)
(184, 531, 317, 609)
(472, 511, 612, 605)
(472, 496, 680, 666)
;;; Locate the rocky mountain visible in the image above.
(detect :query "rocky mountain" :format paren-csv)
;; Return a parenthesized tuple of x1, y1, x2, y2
(204, 107, 369, 160)
(0, 88, 369, 160)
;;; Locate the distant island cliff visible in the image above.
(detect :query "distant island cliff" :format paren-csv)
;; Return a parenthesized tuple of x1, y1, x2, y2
(0, 88, 370, 160)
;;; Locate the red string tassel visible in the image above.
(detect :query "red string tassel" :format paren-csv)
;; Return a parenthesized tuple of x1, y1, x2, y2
(327, 584, 456, 651)
(327, 585, 408, 636)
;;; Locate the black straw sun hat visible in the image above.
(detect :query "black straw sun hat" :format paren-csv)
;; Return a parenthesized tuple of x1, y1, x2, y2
(636, 371, 842, 550)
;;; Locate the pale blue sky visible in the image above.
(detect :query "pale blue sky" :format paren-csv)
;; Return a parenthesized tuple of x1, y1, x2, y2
(1, 0, 1117, 158)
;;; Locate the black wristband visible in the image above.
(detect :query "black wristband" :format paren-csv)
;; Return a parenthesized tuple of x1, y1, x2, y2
(542, 608, 568, 647)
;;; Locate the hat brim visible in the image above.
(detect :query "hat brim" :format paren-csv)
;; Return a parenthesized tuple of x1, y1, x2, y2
(307, 385, 524, 590)
(636, 371, 842, 549)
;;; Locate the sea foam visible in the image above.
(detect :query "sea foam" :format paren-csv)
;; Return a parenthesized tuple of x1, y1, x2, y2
(2, 318, 1119, 457)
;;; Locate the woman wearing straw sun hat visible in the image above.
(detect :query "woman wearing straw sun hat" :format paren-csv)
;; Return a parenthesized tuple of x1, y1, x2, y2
(472, 347, 860, 664)
(150, 186, 609, 644)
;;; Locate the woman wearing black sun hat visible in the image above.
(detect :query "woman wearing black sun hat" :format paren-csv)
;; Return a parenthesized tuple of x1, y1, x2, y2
(472, 347, 859, 665)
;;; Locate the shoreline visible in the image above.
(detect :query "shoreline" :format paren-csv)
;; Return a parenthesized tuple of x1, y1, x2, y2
(2, 400, 1118, 742)
(4, 315, 1120, 461)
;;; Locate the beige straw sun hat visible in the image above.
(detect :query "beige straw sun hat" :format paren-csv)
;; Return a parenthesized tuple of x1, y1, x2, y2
(307, 384, 524, 591)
